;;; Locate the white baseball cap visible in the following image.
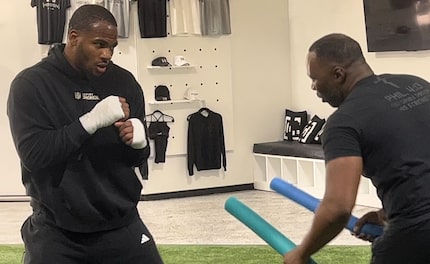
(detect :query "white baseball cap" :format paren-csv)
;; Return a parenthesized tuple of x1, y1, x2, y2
(174, 55, 190, 66)
(184, 88, 199, 100)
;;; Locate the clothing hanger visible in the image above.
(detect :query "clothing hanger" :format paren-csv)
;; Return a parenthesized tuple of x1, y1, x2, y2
(145, 110, 175, 123)
(187, 107, 211, 120)
(198, 107, 210, 118)
(186, 107, 215, 121)
(154, 110, 174, 122)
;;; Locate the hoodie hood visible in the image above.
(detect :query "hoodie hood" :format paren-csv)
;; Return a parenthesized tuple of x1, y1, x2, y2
(44, 44, 86, 80)
(44, 43, 112, 83)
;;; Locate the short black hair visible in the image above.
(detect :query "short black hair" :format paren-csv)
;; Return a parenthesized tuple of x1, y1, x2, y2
(308, 33, 365, 65)
(69, 4, 117, 32)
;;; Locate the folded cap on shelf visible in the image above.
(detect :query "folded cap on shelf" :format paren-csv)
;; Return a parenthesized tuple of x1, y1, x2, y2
(174, 55, 190, 66)
(151, 57, 171, 67)
(184, 87, 199, 100)
(155, 85, 171, 101)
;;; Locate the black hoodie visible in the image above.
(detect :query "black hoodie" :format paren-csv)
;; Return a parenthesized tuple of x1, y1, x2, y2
(7, 44, 149, 232)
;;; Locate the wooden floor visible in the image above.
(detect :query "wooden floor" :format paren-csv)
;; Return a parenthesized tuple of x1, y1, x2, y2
(0, 190, 375, 246)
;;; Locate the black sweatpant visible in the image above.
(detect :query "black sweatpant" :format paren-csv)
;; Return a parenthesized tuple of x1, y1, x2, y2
(21, 212, 164, 264)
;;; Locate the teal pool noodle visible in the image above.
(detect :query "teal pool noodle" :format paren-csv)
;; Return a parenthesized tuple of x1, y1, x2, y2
(225, 196, 317, 264)
(270, 177, 383, 238)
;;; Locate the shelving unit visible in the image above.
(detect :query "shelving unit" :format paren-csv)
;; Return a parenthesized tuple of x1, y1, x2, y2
(253, 153, 381, 208)
(138, 37, 235, 195)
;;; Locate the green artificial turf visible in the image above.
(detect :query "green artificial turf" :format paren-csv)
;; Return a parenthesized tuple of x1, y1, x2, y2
(0, 245, 24, 264)
(0, 244, 371, 264)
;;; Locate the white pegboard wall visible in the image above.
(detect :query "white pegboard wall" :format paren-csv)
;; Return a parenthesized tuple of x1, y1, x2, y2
(136, 35, 234, 156)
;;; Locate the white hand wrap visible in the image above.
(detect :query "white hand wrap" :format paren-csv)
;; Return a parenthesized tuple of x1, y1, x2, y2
(79, 96, 125, 135)
(129, 118, 147, 149)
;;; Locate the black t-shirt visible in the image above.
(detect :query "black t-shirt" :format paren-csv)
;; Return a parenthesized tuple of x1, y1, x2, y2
(31, 0, 71, 44)
(137, 0, 167, 38)
(323, 74, 430, 230)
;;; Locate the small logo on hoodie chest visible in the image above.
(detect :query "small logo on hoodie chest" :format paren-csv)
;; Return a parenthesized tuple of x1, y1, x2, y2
(74, 92, 100, 101)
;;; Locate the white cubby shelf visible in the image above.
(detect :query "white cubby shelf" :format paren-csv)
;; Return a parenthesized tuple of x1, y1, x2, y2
(253, 153, 382, 208)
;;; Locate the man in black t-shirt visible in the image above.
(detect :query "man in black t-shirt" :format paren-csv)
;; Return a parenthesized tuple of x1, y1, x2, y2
(283, 33, 430, 264)
(31, 0, 71, 44)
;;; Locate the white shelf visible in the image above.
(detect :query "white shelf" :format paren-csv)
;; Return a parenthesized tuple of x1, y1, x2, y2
(252, 153, 381, 207)
(148, 99, 205, 105)
(147, 65, 195, 69)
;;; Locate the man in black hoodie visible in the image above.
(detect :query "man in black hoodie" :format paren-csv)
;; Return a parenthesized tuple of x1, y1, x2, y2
(7, 5, 163, 264)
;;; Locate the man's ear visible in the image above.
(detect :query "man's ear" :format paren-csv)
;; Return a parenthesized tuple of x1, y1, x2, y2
(333, 66, 346, 83)
(68, 30, 79, 46)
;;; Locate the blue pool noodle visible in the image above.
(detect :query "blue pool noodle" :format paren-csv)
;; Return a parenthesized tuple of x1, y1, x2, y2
(270, 177, 383, 238)
(225, 196, 317, 264)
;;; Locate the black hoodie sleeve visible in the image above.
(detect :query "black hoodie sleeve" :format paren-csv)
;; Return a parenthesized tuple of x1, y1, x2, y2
(7, 74, 90, 172)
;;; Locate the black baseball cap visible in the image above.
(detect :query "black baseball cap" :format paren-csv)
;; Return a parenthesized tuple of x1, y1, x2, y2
(155, 85, 171, 101)
(152, 57, 171, 67)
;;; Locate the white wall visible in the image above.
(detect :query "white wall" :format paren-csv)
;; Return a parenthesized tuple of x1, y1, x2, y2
(139, 0, 290, 194)
(0, 4, 47, 196)
(0, 1, 290, 196)
(288, 0, 430, 118)
(4, 0, 429, 197)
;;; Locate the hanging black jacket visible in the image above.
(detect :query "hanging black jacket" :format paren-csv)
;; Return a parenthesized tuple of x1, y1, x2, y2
(187, 108, 227, 176)
(7, 44, 149, 233)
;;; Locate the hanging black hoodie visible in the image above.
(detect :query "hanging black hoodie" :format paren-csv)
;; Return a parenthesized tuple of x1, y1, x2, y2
(7, 44, 149, 233)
